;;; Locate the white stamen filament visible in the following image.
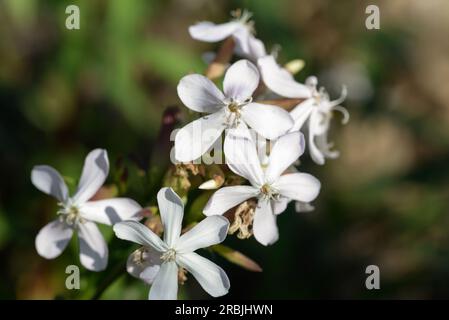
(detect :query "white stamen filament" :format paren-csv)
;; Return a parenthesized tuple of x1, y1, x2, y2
(161, 248, 177, 263)
(224, 97, 252, 127)
(57, 202, 85, 225)
(259, 183, 280, 201)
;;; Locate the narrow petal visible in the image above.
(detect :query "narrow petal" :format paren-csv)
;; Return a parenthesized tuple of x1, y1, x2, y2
(127, 247, 161, 284)
(289, 99, 315, 132)
(113, 221, 167, 252)
(79, 198, 142, 225)
(148, 261, 178, 300)
(308, 121, 325, 165)
(253, 200, 278, 246)
(241, 102, 293, 140)
(72, 149, 109, 204)
(177, 74, 226, 113)
(223, 59, 259, 101)
(189, 21, 241, 42)
(203, 186, 258, 216)
(258, 55, 311, 98)
(157, 187, 184, 247)
(273, 173, 321, 203)
(177, 252, 230, 297)
(31, 165, 68, 202)
(175, 216, 229, 253)
(175, 111, 226, 163)
(78, 221, 108, 271)
(264, 132, 305, 183)
(224, 124, 264, 186)
(35, 219, 73, 259)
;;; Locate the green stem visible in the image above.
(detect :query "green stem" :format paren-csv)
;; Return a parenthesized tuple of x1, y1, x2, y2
(91, 260, 126, 300)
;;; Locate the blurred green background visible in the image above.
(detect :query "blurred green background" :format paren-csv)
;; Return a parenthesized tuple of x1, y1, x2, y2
(1, 0, 449, 299)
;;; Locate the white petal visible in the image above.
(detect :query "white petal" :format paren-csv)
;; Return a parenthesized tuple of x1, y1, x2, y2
(148, 261, 178, 300)
(177, 74, 226, 113)
(175, 216, 229, 253)
(175, 111, 226, 163)
(272, 197, 290, 215)
(223, 59, 259, 101)
(31, 165, 68, 202)
(309, 107, 329, 136)
(72, 149, 109, 204)
(223, 124, 264, 186)
(258, 55, 311, 98)
(157, 187, 184, 248)
(35, 219, 73, 259)
(79, 198, 142, 225)
(113, 221, 167, 252)
(308, 121, 325, 165)
(177, 252, 230, 297)
(289, 98, 315, 132)
(253, 200, 278, 246)
(189, 21, 241, 42)
(126, 247, 161, 284)
(203, 186, 258, 216)
(241, 102, 293, 140)
(248, 36, 267, 60)
(242, 35, 267, 61)
(273, 173, 321, 203)
(78, 221, 108, 271)
(233, 28, 253, 58)
(265, 132, 305, 183)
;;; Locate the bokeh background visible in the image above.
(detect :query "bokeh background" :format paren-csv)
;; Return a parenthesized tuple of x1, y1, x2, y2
(1, 0, 449, 299)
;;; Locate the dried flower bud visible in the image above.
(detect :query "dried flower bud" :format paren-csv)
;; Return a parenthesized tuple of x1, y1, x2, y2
(228, 199, 257, 239)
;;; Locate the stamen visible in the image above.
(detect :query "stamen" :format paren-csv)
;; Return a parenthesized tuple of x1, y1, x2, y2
(161, 248, 176, 263)
(333, 106, 350, 124)
(57, 202, 85, 225)
(259, 183, 280, 201)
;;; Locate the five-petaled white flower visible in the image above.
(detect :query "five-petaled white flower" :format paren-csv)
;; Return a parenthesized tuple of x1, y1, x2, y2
(114, 187, 230, 300)
(203, 128, 321, 245)
(31, 149, 142, 271)
(258, 55, 349, 165)
(189, 9, 267, 62)
(175, 59, 293, 162)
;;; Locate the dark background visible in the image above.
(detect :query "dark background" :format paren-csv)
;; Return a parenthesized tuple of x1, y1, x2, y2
(1, 0, 449, 299)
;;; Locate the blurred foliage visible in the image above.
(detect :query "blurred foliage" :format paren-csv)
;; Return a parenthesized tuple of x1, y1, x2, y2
(1, 0, 449, 299)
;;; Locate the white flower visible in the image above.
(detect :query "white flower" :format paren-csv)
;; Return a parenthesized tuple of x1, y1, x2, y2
(175, 59, 293, 162)
(203, 128, 321, 246)
(114, 187, 230, 300)
(31, 149, 142, 271)
(189, 9, 267, 61)
(258, 55, 349, 165)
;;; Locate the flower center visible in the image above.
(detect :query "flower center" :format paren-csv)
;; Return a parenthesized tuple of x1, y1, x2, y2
(224, 97, 252, 128)
(161, 248, 176, 263)
(259, 183, 280, 201)
(228, 101, 240, 113)
(57, 202, 85, 225)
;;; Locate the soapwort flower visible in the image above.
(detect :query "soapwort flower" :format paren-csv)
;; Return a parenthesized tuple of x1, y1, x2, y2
(203, 127, 321, 245)
(189, 9, 267, 61)
(258, 55, 349, 165)
(31, 149, 142, 271)
(114, 187, 230, 300)
(175, 59, 293, 162)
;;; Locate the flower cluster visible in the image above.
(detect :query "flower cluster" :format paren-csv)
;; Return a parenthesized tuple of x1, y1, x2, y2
(31, 9, 348, 300)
